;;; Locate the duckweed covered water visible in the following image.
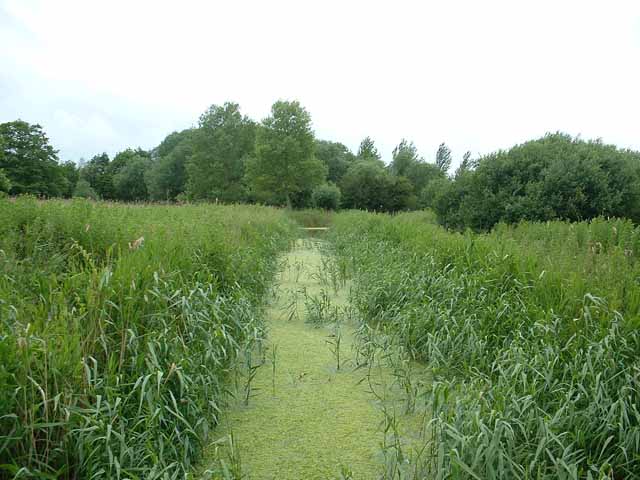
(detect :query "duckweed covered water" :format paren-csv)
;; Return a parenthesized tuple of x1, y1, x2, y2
(198, 239, 426, 479)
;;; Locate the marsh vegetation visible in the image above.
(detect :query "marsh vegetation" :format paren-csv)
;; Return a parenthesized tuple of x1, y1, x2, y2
(1, 200, 638, 479)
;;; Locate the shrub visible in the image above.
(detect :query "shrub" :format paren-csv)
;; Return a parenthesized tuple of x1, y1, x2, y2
(340, 161, 415, 212)
(73, 178, 98, 199)
(311, 183, 341, 210)
(0, 169, 10, 196)
(435, 133, 640, 231)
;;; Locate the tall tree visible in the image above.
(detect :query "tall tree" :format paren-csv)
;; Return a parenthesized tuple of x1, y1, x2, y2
(455, 151, 473, 178)
(357, 136, 382, 163)
(390, 139, 419, 176)
(59, 160, 79, 198)
(0, 120, 65, 196)
(406, 162, 445, 193)
(341, 161, 414, 212)
(113, 154, 150, 201)
(436, 142, 452, 173)
(73, 178, 98, 200)
(0, 169, 11, 194)
(153, 130, 192, 159)
(81, 153, 112, 199)
(146, 130, 193, 201)
(246, 100, 326, 207)
(314, 140, 356, 183)
(187, 103, 255, 202)
(110, 148, 150, 177)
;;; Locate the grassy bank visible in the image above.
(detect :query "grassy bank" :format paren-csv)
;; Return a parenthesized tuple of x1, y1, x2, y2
(330, 210, 640, 479)
(0, 197, 295, 479)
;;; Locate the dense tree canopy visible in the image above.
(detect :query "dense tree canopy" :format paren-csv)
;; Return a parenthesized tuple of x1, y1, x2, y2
(145, 129, 193, 201)
(341, 161, 414, 212)
(389, 139, 419, 177)
(113, 154, 150, 201)
(246, 100, 326, 207)
(357, 136, 382, 164)
(434, 133, 640, 230)
(0, 120, 66, 196)
(81, 153, 114, 199)
(0, 169, 11, 194)
(311, 182, 341, 210)
(315, 140, 356, 183)
(435, 142, 452, 173)
(58, 160, 79, 197)
(73, 178, 98, 199)
(454, 151, 473, 178)
(153, 130, 192, 159)
(187, 103, 255, 202)
(4, 109, 640, 228)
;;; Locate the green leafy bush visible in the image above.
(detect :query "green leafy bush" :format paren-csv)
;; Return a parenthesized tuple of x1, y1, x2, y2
(72, 178, 98, 199)
(435, 133, 640, 230)
(311, 183, 341, 210)
(0, 169, 10, 196)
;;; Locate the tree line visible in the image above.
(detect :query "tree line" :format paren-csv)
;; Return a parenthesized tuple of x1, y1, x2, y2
(0, 101, 447, 211)
(2, 101, 640, 230)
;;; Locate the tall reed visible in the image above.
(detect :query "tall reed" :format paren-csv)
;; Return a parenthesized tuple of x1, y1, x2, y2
(330, 210, 640, 479)
(0, 197, 295, 479)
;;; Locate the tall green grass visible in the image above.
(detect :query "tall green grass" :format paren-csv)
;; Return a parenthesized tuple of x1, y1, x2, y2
(286, 208, 334, 228)
(330, 210, 640, 479)
(0, 197, 295, 479)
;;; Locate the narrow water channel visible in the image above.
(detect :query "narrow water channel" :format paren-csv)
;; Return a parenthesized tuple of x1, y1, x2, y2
(198, 238, 426, 479)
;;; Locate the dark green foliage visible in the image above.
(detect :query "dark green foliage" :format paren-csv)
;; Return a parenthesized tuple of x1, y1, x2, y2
(389, 139, 419, 176)
(356, 136, 382, 164)
(110, 148, 151, 178)
(113, 154, 150, 201)
(340, 161, 387, 211)
(80, 149, 152, 202)
(314, 140, 356, 183)
(58, 160, 79, 197)
(454, 150, 473, 178)
(411, 163, 447, 205)
(389, 139, 449, 207)
(419, 175, 451, 209)
(0, 169, 11, 194)
(187, 103, 255, 202)
(246, 100, 326, 207)
(435, 142, 452, 173)
(340, 161, 414, 212)
(6, 112, 640, 231)
(384, 175, 416, 211)
(72, 178, 98, 199)
(0, 120, 66, 196)
(153, 129, 193, 159)
(146, 129, 193, 201)
(311, 182, 341, 210)
(81, 153, 113, 199)
(436, 133, 640, 231)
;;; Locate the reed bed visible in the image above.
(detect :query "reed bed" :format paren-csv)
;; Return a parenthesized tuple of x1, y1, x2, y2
(0, 197, 295, 479)
(330, 210, 640, 479)
(286, 208, 335, 229)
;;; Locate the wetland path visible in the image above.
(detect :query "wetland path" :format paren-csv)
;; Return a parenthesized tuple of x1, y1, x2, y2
(198, 238, 426, 479)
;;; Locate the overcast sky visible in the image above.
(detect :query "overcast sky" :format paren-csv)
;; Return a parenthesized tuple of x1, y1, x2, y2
(1, 0, 639, 168)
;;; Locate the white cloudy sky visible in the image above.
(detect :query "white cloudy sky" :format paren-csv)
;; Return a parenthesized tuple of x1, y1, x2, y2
(1, 0, 639, 167)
